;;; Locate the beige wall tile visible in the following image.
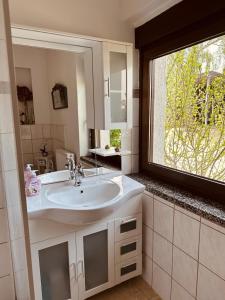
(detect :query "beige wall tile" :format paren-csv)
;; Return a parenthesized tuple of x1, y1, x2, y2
(0, 133, 17, 171)
(3, 170, 20, 207)
(154, 195, 174, 207)
(32, 139, 44, 153)
(142, 254, 152, 287)
(0, 209, 9, 243)
(3, 171, 23, 241)
(0, 40, 9, 81)
(132, 98, 139, 127)
(201, 218, 225, 235)
(153, 263, 171, 300)
(121, 154, 132, 175)
(0, 0, 6, 40)
(154, 199, 174, 242)
(153, 232, 172, 274)
(197, 264, 225, 300)
(7, 204, 23, 241)
(42, 125, 52, 139)
(121, 129, 132, 152)
(20, 125, 31, 140)
(131, 154, 139, 173)
(131, 127, 139, 154)
(30, 124, 43, 139)
(0, 243, 11, 277)
(174, 210, 200, 259)
(0, 172, 5, 208)
(142, 193, 153, 229)
(171, 280, 195, 300)
(11, 238, 26, 273)
(0, 95, 13, 134)
(21, 139, 33, 154)
(172, 246, 197, 297)
(22, 154, 34, 165)
(199, 224, 225, 280)
(0, 275, 15, 300)
(143, 225, 153, 258)
(175, 205, 200, 221)
(45, 139, 53, 152)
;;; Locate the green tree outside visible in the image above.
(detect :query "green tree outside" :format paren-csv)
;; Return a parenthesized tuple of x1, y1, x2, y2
(164, 36, 225, 181)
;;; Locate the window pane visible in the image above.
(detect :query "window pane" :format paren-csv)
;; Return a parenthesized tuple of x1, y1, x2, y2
(152, 35, 225, 183)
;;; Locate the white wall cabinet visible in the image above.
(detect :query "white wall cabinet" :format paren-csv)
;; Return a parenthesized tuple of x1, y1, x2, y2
(31, 209, 142, 300)
(87, 41, 133, 130)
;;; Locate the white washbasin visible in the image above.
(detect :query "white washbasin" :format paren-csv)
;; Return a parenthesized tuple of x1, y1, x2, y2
(39, 170, 70, 185)
(46, 180, 121, 208)
(38, 168, 114, 185)
(27, 174, 145, 225)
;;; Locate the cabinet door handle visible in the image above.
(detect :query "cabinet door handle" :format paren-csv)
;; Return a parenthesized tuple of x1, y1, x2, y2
(77, 260, 85, 278)
(70, 262, 77, 281)
(104, 78, 110, 97)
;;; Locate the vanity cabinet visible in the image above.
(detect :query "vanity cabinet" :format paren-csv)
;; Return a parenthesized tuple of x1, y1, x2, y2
(30, 196, 142, 300)
(31, 222, 115, 300)
(86, 41, 133, 130)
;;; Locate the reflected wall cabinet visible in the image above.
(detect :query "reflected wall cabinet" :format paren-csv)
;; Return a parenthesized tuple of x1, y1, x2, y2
(87, 41, 133, 130)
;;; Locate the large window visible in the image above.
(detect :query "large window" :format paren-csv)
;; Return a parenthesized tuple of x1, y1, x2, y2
(136, 1, 225, 199)
(151, 35, 225, 183)
(150, 36, 225, 182)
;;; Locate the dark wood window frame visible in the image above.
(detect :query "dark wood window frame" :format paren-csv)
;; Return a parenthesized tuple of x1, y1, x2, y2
(136, 0, 225, 201)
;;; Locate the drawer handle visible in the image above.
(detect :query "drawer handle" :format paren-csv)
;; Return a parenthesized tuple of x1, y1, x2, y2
(120, 218, 137, 233)
(120, 263, 137, 276)
(120, 241, 137, 255)
(121, 217, 137, 224)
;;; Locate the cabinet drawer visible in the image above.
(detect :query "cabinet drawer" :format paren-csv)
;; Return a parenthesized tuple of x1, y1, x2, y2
(115, 235, 142, 263)
(115, 213, 142, 241)
(115, 256, 142, 284)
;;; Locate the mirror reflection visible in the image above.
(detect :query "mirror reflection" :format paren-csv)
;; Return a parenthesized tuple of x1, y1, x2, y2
(13, 44, 125, 178)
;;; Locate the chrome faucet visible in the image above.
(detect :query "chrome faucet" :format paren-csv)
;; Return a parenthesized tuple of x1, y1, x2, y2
(65, 158, 84, 186)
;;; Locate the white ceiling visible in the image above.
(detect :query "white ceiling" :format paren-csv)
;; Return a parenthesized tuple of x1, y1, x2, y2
(120, 0, 183, 27)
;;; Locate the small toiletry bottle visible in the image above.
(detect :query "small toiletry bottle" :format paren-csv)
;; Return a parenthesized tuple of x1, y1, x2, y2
(27, 171, 42, 197)
(24, 165, 41, 197)
(24, 164, 33, 183)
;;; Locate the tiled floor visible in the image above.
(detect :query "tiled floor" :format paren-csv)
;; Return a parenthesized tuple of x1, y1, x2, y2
(88, 277, 161, 300)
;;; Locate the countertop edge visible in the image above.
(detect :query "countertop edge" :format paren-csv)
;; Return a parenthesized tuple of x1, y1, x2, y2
(129, 173, 225, 228)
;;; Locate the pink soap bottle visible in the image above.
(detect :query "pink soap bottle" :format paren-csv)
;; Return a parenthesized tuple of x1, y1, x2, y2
(28, 171, 41, 196)
(24, 165, 41, 197)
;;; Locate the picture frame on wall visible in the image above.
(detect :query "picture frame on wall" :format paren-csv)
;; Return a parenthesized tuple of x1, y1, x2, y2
(51, 83, 68, 109)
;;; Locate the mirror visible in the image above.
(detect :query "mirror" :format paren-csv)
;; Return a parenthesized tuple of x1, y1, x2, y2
(13, 44, 123, 175)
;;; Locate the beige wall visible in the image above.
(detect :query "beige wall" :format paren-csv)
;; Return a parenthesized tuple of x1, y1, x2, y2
(13, 45, 82, 159)
(9, 0, 133, 42)
(47, 49, 80, 155)
(13, 45, 51, 124)
(121, 0, 183, 27)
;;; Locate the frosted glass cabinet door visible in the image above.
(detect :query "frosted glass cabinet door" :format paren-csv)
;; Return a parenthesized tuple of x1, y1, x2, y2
(76, 222, 115, 300)
(110, 52, 127, 123)
(103, 42, 133, 129)
(31, 234, 77, 300)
